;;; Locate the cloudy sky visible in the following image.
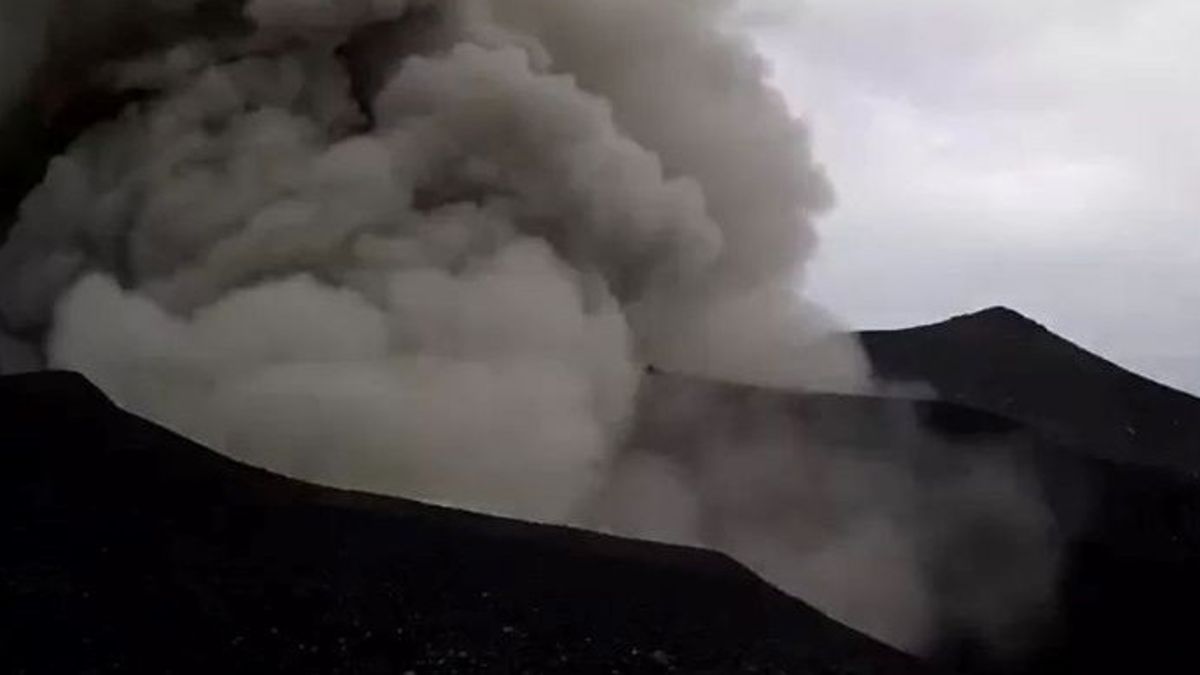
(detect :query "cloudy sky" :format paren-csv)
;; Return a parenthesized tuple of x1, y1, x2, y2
(743, 0, 1200, 394)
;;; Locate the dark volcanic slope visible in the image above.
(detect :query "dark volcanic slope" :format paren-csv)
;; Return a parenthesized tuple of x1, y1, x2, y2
(0, 372, 928, 675)
(7, 338, 1200, 675)
(861, 306, 1200, 473)
(635, 373, 1200, 675)
(856, 309, 1200, 674)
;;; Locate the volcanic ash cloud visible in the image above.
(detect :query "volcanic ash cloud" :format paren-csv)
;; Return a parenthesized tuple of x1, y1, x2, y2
(0, 0, 840, 521)
(0, 0, 1060, 655)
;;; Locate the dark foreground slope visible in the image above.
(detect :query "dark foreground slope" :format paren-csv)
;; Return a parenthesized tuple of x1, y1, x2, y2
(6, 314, 1200, 675)
(861, 306, 1200, 473)
(0, 372, 928, 675)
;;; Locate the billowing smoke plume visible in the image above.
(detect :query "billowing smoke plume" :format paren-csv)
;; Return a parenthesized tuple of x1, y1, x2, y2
(0, 0, 1056, 655)
(0, 0, 844, 514)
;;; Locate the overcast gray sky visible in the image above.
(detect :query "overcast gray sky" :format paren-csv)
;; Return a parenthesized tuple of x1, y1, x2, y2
(743, 0, 1200, 395)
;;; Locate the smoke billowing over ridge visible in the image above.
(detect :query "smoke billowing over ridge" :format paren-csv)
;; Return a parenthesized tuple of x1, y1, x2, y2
(1, 0, 845, 516)
(0, 0, 1057, 655)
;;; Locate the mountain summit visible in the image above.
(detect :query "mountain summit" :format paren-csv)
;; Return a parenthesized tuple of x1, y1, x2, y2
(861, 306, 1200, 473)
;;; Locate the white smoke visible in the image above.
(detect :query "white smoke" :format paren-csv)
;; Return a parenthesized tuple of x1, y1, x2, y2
(0, 0, 1057, 656)
(1, 0, 834, 521)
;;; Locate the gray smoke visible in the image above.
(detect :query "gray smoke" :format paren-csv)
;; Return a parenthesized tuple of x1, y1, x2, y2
(0, 0, 1057, 655)
(0, 3, 45, 116)
(592, 376, 1058, 652)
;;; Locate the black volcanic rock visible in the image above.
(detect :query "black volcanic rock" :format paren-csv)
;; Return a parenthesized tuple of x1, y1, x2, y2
(0, 371, 930, 675)
(6, 305, 1200, 675)
(861, 306, 1200, 473)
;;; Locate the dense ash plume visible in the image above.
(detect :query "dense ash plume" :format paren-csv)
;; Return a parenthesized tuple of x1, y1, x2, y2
(0, 0, 839, 517)
(0, 0, 1056, 655)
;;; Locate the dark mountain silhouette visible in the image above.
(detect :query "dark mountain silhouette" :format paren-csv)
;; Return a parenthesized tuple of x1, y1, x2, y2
(0, 371, 929, 675)
(856, 307, 1200, 674)
(4, 308, 1200, 674)
(861, 306, 1200, 474)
